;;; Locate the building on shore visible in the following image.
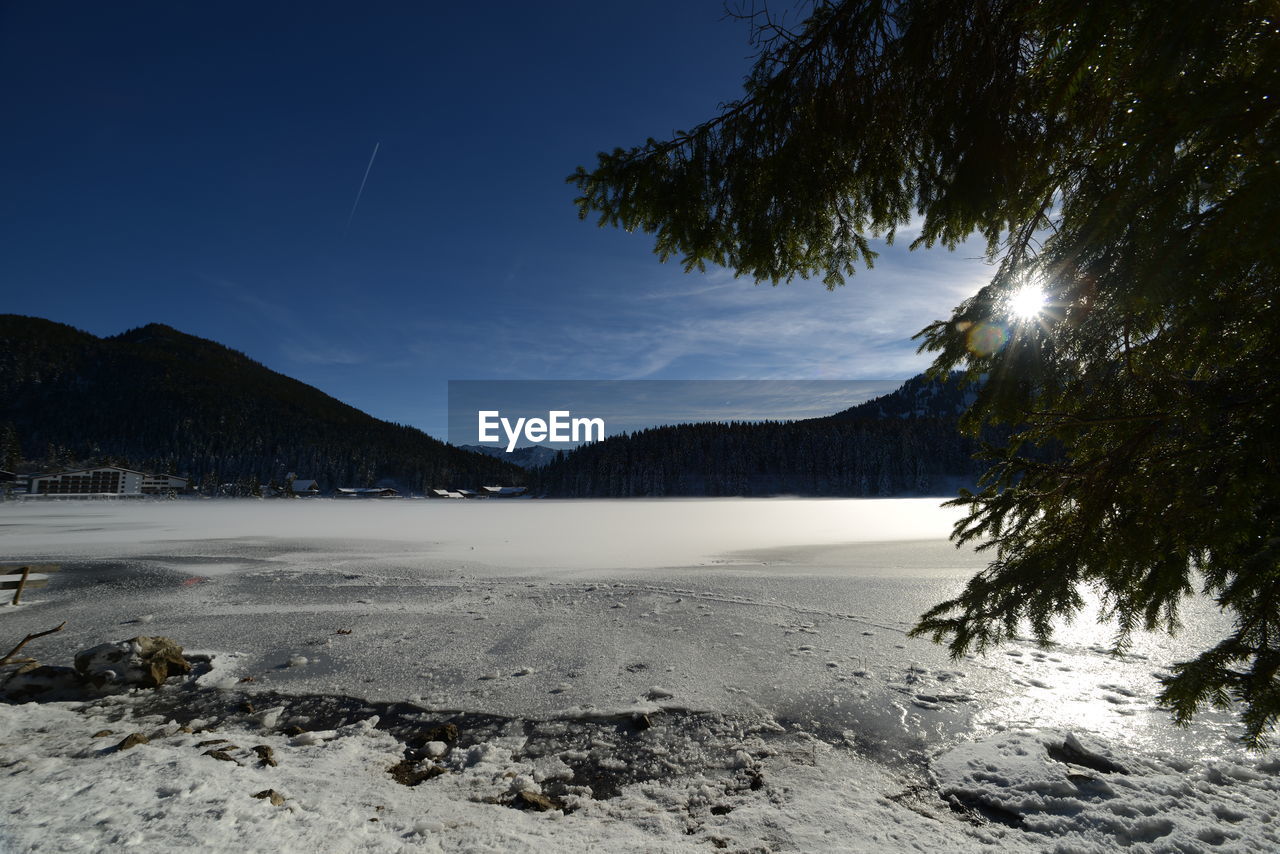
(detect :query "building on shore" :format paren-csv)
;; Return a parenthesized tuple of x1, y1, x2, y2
(142, 473, 189, 494)
(336, 487, 400, 498)
(0, 470, 22, 496)
(19, 466, 189, 497)
(28, 466, 147, 496)
(289, 478, 320, 496)
(481, 485, 528, 497)
(428, 486, 525, 499)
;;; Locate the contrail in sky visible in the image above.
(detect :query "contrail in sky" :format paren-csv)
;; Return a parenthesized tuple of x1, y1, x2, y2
(343, 141, 381, 236)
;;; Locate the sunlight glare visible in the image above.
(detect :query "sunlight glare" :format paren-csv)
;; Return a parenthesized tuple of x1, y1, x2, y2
(1009, 284, 1047, 320)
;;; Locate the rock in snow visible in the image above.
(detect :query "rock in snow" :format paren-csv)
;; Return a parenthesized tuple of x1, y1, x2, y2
(74, 636, 191, 688)
(252, 789, 286, 806)
(116, 732, 150, 751)
(0, 664, 83, 700)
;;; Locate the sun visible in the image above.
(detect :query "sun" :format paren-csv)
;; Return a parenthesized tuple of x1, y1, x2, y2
(1008, 283, 1047, 320)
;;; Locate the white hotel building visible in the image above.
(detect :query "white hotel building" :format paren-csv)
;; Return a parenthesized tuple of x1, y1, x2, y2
(26, 466, 188, 496)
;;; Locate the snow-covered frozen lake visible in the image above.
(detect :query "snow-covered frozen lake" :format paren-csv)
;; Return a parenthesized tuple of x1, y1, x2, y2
(1, 499, 1275, 852)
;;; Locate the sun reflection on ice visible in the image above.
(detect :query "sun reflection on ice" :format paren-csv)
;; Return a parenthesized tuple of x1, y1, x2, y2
(975, 587, 1240, 759)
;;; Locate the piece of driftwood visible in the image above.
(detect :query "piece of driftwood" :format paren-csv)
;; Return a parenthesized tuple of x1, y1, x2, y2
(0, 621, 67, 666)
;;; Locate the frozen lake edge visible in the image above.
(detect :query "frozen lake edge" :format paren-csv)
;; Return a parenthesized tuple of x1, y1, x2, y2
(1, 499, 1276, 853)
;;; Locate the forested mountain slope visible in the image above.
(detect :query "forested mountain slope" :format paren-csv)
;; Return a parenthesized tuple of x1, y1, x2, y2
(0, 315, 521, 492)
(534, 374, 987, 497)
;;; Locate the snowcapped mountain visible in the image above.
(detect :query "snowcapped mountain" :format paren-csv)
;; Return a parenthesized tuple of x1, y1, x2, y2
(458, 444, 561, 469)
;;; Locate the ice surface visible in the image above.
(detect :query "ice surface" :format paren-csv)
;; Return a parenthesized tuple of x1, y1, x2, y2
(0, 498, 960, 569)
(1, 499, 1274, 852)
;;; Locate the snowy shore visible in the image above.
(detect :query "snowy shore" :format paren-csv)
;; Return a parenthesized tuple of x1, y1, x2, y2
(1, 499, 1275, 852)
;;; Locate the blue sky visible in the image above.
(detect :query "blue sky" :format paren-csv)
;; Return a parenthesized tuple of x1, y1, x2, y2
(1, 1, 992, 439)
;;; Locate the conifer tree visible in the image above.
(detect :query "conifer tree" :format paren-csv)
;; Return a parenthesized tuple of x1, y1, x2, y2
(570, 1, 1280, 744)
(0, 422, 20, 472)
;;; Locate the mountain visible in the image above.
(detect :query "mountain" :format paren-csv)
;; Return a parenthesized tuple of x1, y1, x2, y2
(0, 315, 523, 493)
(531, 374, 987, 498)
(830, 372, 979, 420)
(458, 444, 561, 469)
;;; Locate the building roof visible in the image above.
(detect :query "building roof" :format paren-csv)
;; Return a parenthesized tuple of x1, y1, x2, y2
(31, 466, 149, 478)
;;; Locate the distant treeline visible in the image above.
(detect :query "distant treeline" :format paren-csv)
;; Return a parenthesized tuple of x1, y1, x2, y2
(531, 416, 986, 497)
(531, 374, 994, 497)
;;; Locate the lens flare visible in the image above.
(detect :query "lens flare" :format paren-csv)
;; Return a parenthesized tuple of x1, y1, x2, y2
(966, 322, 1009, 356)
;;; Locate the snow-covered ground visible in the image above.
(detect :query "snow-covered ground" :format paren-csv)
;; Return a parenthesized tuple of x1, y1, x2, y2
(1, 499, 1275, 852)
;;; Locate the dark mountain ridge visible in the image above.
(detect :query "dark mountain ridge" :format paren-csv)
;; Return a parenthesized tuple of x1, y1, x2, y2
(0, 315, 522, 492)
(830, 373, 979, 420)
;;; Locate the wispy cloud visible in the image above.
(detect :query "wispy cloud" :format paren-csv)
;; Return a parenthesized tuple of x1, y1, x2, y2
(279, 342, 369, 366)
(206, 275, 302, 331)
(400, 239, 992, 385)
(538, 245, 987, 380)
(205, 274, 396, 370)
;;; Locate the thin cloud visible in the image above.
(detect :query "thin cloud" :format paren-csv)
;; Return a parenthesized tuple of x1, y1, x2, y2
(206, 275, 302, 331)
(394, 238, 993, 387)
(279, 341, 369, 366)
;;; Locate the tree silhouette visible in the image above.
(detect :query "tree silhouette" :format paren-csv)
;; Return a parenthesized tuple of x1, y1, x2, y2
(570, 1, 1280, 744)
